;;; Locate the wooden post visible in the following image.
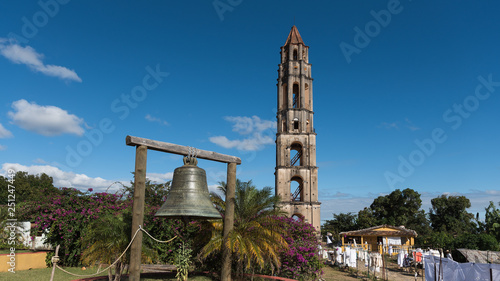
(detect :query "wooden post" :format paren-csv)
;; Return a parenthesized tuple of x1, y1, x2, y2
(382, 247, 386, 280)
(367, 253, 369, 279)
(221, 162, 236, 281)
(49, 245, 60, 281)
(129, 145, 147, 281)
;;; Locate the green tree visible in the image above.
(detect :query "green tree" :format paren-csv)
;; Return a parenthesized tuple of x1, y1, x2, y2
(370, 188, 428, 229)
(0, 171, 59, 204)
(370, 188, 431, 240)
(427, 231, 454, 250)
(322, 212, 357, 244)
(81, 212, 133, 281)
(0, 206, 30, 249)
(485, 201, 500, 241)
(200, 179, 287, 277)
(429, 195, 476, 235)
(357, 207, 376, 229)
(81, 210, 161, 281)
(454, 233, 499, 252)
(122, 177, 171, 207)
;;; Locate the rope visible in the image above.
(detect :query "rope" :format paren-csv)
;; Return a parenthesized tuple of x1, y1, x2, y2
(184, 147, 198, 166)
(140, 225, 177, 243)
(53, 225, 177, 278)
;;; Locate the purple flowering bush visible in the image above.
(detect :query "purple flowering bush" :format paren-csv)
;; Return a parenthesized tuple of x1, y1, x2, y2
(272, 215, 323, 280)
(18, 187, 131, 266)
(18, 182, 198, 267)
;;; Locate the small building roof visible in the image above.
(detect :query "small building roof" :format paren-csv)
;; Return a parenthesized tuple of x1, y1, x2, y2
(284, 25, 305, 46)
(339, 224, 418, 237)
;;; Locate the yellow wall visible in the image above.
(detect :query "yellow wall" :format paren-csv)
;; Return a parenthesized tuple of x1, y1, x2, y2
(0, 251, 47, 272)
(342, 235, 415, 254)
(341, 227, 416, 254)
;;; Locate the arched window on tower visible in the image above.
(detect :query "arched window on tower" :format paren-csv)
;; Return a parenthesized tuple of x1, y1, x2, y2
(291, 213, 304, 221)
(293, 49, 298, 60)
(304, 83, 310, 108)
(290, 142, 303, 166)
(290, 176, 304, 202)
(293, 83, 300, 108)
(293, 118, 299, 131)
(282, 83, 288, 110)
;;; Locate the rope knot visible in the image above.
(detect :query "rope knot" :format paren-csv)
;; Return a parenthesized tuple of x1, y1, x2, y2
(51, 255, 60, 264)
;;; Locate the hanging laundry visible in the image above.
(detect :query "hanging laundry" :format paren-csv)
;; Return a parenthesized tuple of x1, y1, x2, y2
(414, 251, 422, 263)
(369, 252, 382, 272)
(348, 248, 357, 268)
(397, 251, 405, 268)
(335, 247, 343, 265)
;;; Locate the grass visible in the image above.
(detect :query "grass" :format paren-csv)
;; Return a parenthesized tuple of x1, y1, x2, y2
(0, 266, 107, 281)
(124, 275, 213, 281)
(0, 264, 360, 281)
(0, 249, 32, 255)
(0, 266, 214, 281)
(321, 265, 364, 281)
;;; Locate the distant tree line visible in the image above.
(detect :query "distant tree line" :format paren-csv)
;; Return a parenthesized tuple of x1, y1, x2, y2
(321, 188, 500, 261)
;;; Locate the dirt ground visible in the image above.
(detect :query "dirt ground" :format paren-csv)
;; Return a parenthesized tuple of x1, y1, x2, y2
(322, 256, 425, 281)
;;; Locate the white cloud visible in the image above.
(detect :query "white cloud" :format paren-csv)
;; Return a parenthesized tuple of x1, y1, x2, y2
(225, 116, 275, 135)
(210, 116, 276, 151)
(145, 114, 169, 126)
(0, 163, 124, 193)
(0, 40, 82, 82)
(8, 99, 84, 136)
(379, 122, 399, 130)
(208, 184, 224, 196)
(0, 145, 6, 151)
(210, 135, 274, 151)
(33, 158, 48, 164)
(379, 119, 420, 131)
(146, 172, 173, 183)
(405, 118, 420, 131)
(484, 190, 500, 196)
(0, 123, 13, 138)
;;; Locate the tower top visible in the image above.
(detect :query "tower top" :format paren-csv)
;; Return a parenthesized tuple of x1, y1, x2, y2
(284, 25, 305, 47)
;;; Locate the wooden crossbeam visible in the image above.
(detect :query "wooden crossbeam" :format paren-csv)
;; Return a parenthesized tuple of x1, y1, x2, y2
(126, 135, 241, 164)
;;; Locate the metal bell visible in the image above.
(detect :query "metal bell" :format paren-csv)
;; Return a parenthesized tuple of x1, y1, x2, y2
(155, 156, 222, 220)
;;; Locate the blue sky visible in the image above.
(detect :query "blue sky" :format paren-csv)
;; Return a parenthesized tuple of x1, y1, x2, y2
(1, 1, 499, 224)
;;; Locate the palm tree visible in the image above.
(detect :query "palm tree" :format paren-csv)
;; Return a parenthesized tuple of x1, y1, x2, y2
(81, 211, 156, 281)
(199, 179, 288, 276)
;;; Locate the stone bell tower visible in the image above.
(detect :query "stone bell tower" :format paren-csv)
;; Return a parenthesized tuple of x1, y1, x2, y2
(275, 26, 321, 232)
